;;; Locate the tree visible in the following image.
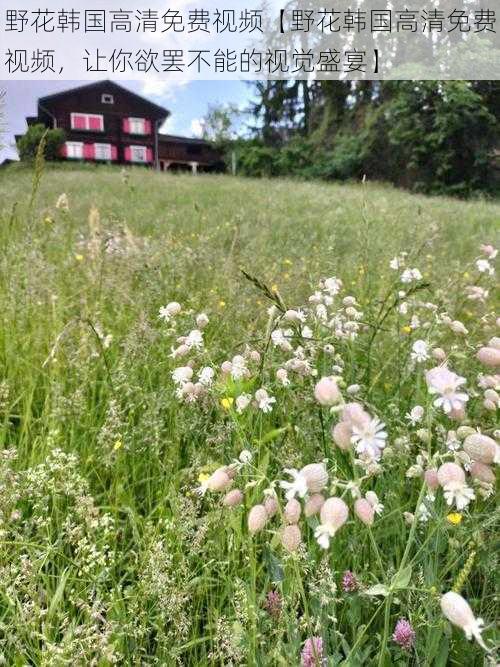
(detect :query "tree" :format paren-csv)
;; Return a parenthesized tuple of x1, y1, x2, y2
(16, 123, 65, 162)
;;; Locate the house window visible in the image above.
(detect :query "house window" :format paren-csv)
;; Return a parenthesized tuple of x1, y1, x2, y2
(130, 146, 148, 163)
(123, 117, 151, 135)
(94, 143, 112, 161)
(70, 113, 104, 132)
(101, 94, 114, 104)
(65, 142, 84, 159)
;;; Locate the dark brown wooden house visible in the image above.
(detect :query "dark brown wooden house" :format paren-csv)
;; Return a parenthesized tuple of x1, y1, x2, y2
(20, 80, 223, 173)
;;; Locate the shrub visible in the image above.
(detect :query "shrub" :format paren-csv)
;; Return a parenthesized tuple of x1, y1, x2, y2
(16, 123, 65, 162)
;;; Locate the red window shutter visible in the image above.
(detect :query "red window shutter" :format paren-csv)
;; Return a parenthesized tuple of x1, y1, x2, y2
(123, 118, 130, 133)
(146, 148, 154, 163)
(60, 143, 68, 157)
(83, 144, 94, 160)
(89, 116, 103, 131)
(110, 145, 118, 161)
(144, 120, 152, 134)
(124, 146, 131, 162)
(72, 114, 86, 130)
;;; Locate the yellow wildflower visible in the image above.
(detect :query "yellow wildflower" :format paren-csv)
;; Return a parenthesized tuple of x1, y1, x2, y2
(113, 439, 122, 451)
(198, 472, 210, 484)
(219, 300, 226, 308)
(271, 284, 278, 292)
(75, 254, 84, 262)
(221, 397, 234, 410)
(402, 325, 412, 334)
(283, 258, 292, 265)
(447, 512, 463, 525)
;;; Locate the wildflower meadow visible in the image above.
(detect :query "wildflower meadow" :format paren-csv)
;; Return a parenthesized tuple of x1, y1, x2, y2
(0, 160, 499, 665)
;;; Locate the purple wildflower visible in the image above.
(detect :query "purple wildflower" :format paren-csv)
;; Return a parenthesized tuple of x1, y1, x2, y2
(301, 636, 324, 667)
(341, 570, 359, 593)
(263, 589, 282, 620)
(392, 618, 416, 651)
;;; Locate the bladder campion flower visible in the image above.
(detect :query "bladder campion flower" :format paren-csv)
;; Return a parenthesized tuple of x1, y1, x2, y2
(440, 592, 487, 650)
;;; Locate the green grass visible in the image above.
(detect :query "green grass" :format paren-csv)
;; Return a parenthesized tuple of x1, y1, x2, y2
(0, 162, 498, 665)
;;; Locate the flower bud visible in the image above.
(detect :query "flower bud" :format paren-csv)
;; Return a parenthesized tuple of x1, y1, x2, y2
(457, 426, 476, 440)
(305, 493, 325, 517)
(281, 524, 302, 552)
(300, 463, 328, 493)
(314, 377, 341, 406)
(284, 498, 301, 524)
(264, 496, 279, 518)
(331, 421, 352, 450)
(320, 497, 349, 529)
(432, 347, 446, 362)
(248, 505, 268, 534)
(342, 402, 371, 429)
(424, 468, 439, 490)
(223, 489, 243, 507)
(489, 336, 500, 350)
(476, 347, 500, 368)
(354, 498, 374, 526)
(463, 433, 498, 465)
(208, 468, 232, 492)
(440, 592, 486, 649)
(470, 462, 495, 484)
(196, 313, 209, 329)
(437, 462, 465, 488)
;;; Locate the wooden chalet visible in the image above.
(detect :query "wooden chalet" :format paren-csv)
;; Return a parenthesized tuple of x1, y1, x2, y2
(19, 80, 223, 173)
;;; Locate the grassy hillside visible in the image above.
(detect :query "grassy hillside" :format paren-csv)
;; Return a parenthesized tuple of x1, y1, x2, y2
(0, 163, 498, 665)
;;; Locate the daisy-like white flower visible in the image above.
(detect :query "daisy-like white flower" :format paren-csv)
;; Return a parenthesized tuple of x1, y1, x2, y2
(172, 366, 193, 385)
(390, 256, 403, 270)
(230, 355, 248, 380)
(235, 393, 252, 413)
(280, 468, 308, 501)
(351, 417, 387, 461)
(198, 366, 214, 386)
(185, 329, 204, 349)
(425, 366, 469, 414)
(255, 388, 276, 413)
(443, 482, 475, 510)
(323, 276, 342, 295)
(465, 286, 489, 302)
(401, 268, 422, 284)
(406, 405, 424, 425)
(276, 368, 290, 386)
(365, 490, 384, 515)
(159, 301, 181, 322)
(476, 259, 494, 275)
(411, 340, 429, 363)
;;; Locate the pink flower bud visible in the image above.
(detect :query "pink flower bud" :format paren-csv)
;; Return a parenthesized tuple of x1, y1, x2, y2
(284, 498, 301, 524)
(248, 505, 268, 534)
(249, 350, 261, 363)
(305, 493, 325, 517)
(281, 524, 302, 552)
(470, 462, 495, 484)
(300, 463, 328, 493)
(341, 402, 371, 429)
(207, 468, 232, 492)
(331, 421, 352, 450)
(463, 433, 498, 465)
(223, 489, 244, 507)
(437, 462, 465, 488)
(221, 360, 233, 375)
(264, 496, 279, 518)
(354, 498, 374, 526)
(314, 377, 341, 406)
(476, 347, 500, 368)
(320, 497, 349, 530)
(432, 347, 447, 362)
(448, 406, 466, 422)
(440, 592, 487, 649)
(489, 336, 500, 350)
(424, 468, 439, 490)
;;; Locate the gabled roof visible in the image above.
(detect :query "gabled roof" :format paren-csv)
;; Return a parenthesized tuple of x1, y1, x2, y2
(39, 80, 169, 119)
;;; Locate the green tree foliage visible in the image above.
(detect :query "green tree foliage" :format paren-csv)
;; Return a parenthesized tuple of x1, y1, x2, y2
(238, 80, 499, 197)
(16, 123, 65, 163)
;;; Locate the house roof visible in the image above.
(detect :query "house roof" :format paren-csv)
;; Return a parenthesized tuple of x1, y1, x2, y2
(39, 80, 169, 119)
(159, 133, 209, 145)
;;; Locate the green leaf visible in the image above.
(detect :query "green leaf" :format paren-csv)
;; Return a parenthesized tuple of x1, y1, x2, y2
(390, 565, 412, 591)
(363, 583, 390, 597)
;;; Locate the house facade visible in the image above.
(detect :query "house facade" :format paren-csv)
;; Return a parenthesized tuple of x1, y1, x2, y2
(20, 80, 223, 173)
